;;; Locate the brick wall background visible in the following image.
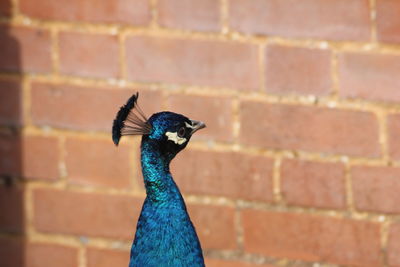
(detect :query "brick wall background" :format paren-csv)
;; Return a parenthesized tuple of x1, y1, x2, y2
(1, 0, 400, 266)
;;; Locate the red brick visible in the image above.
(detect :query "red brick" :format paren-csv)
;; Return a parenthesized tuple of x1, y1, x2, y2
(0, 79, 22, 126)
(7, 243, 77, 267)
(0, 238, 24, 267)
(0, 185, 24, 233)
(31, 82, 162, 132)
(59, 32, 119, 79)
(33, 189, 142, 239)
(242, 210, 381, 266)
(20, 0, 150, 25)
(377, 0, 400, 44)
(388, 223, 400, 266)
(158, 0, 220, 32)
(2, 134, 60, 182)
(65, 137, 131, 189)
(22, 135, 59, 180)
(229, 0, 370, 41)
(0, 133, 21, 177)
(166, 95, 233, 142)
(281, 159, 346, 209)
(26, 243, 78, 267)
(126, 36, 259, 89)
(239, 102, 380, 157)
(206, 258, 276, 267)
(172, 149, 273, 202)
(87, 248, 129, 267)
(338, 53, 400, 103)
(188, 205, 236, 250)
(265, 46, 332, 96)
(0, 0, 12, 16)
(352, 166, 400, 214)
(0, 26, 51, 73)
(389, 114, 400, 160)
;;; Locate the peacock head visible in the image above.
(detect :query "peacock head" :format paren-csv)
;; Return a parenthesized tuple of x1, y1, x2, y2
(112, 93, 206, 157)
(147, 111, 205, 152)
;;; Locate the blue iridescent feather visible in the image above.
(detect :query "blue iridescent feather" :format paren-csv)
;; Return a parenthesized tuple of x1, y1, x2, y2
(112, 94, 206, 267)
(130, 138, 204, 267)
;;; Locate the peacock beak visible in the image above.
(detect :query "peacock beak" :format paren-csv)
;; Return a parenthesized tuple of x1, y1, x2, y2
(190, 120, 206, 134)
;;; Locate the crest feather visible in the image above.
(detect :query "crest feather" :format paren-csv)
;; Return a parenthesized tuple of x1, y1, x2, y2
(112, 92, 152, 146)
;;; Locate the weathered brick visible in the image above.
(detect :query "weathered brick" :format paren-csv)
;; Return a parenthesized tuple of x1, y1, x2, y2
(338, 53, 400, 103)
(242, 210, 381, 266)
(166, 95, 233, 142)
(388, 114, 400, 160)
(31, 82, 162, 132)
(0, 133, 21, 177)
(188, 205, 236, 250)
(33, 189, 142, 239)
(26, 243, 79, 267)
(0, 0, 12, 16)
(125, 36, 259, 89)
(172, 149, 273, 202)
(377, 0, 400, 44)
(265, 45, 332, 96)
(239, 102, 380, 157)
(0, 242, 77, 267)
(158, 0, 220, 32)
(388, 223, 400, 266)
(281, 159, 346, 209)
(352, 166, 400, 214)
(0, 79, 22, 126)
(0, 26, 51, 73)
(0, 185, 24, 233)
(229, 0, 370, 41)
(65, 137, 131, 189)
(20, 0, 150, 25)
(0, 238, 24, 267)
(87, 248, 129, 267)
(59, 32, 119, 79)
(206, 258, 276, 267)
(23, 135, 59, 180)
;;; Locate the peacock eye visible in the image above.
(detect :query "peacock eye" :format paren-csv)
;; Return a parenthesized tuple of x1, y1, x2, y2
(177, 127, 186, 138)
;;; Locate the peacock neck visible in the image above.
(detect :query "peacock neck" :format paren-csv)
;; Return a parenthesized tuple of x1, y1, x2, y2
(140, 138, 181, 203)
(132, 137, 205, 267)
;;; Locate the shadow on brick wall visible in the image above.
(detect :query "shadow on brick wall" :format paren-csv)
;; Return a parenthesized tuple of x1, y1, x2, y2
(0, 1, 26, 267)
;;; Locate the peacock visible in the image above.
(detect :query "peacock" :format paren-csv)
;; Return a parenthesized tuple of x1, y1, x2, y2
(112, 93, 206, 267)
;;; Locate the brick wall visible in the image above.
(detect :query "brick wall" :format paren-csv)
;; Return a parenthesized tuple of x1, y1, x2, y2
(1, 0, 400, 266)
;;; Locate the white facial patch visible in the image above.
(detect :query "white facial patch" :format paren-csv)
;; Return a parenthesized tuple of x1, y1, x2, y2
(185, 122, 195, 129)
(165, 131, 187, 145)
